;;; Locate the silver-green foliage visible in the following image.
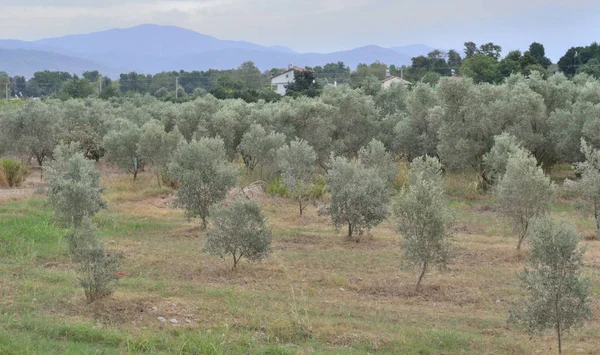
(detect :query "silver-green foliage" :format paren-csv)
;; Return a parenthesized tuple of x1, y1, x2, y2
(238, 123, 286, 180)
(510, 217, 591, 354)
(169, 137, 238, 229)
(323, 156, 388, 242)
(393, 155, 452, 290)
(103, 118, 142, 179)
(138, 119, 182, 186)
(482, 133, 526, 186)
(68, 217, 121, 303)
(565, 139, 600, 235)
(496, 150, 555, 250)
(45, 143, 105, 228)
(204, 197, 272, 268)
(358, 139, 398, 189)
(276, 139, 317, 216)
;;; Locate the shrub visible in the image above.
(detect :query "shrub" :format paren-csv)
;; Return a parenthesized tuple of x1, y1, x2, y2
(204, 197, 272, 269)
(0, 159, 29, 188)
(68, 218, 121, 303)
(267, 177, 288, 197)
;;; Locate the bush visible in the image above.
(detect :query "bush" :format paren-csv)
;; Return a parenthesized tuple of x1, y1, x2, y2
(68, 218, 121, 303)
(0, 159, 29, 188)
(204, 197, 272, 269)
(267, 177, 288, 197)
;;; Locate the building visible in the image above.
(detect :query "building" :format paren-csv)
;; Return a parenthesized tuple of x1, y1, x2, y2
(271, 65, 305, 96)
(380, 76, 411, 89)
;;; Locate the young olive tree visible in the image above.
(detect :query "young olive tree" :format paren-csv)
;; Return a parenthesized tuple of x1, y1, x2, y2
(168, 137, 238, 229)
(393, 156, 453, 291)
(496, 150, 555, 250)
(322, 156, 389, 242)
(238, 124, 286, 180)
(204, 197, 272, 269)
(276, 139, 317, 216)
(68, 217, 121, 303)
(103, 118, 142, 180)
(2, 100, 61, 178)
(566, 139, 600, 236)
(44, 143, 106, 228)
(510, 218, 591, 354)
(482, 133, 526, 186)
(358, 139, 398, 189)
(138, 119, 183, 186)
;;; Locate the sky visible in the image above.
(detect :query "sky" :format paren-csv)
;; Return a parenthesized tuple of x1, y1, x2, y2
(1, 0, 599, 61)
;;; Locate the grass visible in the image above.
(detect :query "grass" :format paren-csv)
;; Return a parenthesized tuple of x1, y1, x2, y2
(0, 170, 599, 354)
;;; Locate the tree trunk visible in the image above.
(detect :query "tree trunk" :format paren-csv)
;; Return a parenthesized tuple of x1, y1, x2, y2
(348, 223, 353, 238)
(232, 254, 238, 269)
(556, 321, 562, 355)
(156, 170, 161, 187)
(517, 235, 525, 250)
(594, 203, 599, 238)
(299, 199, 303, 216)
(201, 216, 207, 230)
(416, 262, 428, 291)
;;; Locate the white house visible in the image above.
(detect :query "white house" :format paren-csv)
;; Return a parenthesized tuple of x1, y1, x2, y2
(271, 65, 305, 96)
(381, 76, 411, 89)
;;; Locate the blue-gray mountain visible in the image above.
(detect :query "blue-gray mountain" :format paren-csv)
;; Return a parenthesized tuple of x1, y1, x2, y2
(0, 24, 436, 78)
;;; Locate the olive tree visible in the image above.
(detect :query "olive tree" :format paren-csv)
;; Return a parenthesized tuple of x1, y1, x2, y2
(103, 118, 142, 180)
(496, 150, 555, 250)
(204, 197, 272, 269)
(482, 133, 526, 186)
(44, 143, 105, 228)
(393, 156, 453, 290)
(138, 119, 183, 186)
(322, 156, 388, 242)
(238, 124, 286, 180)
(168, 137, 238, 229)
(358, 139, 398, 189)
(565, 139, 600, 236)
(1, 100, 61, 176)
(510, 217, 591, 354)
(276, 139, 317, 216)
(68, 217, 121, 303)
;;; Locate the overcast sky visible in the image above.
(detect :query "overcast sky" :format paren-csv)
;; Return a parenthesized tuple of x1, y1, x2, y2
(1, 0, 599, 61)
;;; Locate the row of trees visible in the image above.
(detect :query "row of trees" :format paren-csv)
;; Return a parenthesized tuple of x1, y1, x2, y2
(3, 40, 600, 103)
(3, 71, 600, 181)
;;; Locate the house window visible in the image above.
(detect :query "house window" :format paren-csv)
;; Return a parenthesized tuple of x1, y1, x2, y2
(286, 74, 288, 78)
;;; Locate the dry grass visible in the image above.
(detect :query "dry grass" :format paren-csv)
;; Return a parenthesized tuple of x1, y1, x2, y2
(1, 170, 600, 353)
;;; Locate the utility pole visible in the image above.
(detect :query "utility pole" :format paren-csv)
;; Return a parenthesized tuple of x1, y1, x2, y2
(400, 68, 403, 79)
(175, 76, 178, 99)
(5, 83, 8, 100)
(98, 75, 102, 95)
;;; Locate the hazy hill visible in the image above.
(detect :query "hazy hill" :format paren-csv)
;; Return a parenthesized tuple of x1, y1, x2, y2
(0, 24, 432, 77)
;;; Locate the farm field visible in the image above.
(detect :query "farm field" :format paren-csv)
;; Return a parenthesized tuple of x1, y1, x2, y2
(1, 170, 599, 354)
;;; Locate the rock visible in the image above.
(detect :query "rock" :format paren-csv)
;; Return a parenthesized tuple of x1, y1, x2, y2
(151, 306, 158, 311)
(185, 319, 192, 324)
(576, 349, 585, 353)
(157, 317, 166, 323)
(339, 287, 345, 291)
(170, 318, 179, 324)
(495, 299, 501, 304)
(170, 303, 177, 307)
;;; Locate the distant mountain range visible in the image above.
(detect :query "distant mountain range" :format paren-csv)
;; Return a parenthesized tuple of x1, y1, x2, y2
(0, 24, 436, 78)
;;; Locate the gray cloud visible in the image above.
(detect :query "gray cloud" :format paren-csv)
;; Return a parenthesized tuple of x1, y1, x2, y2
(1, 0, 599, 60)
